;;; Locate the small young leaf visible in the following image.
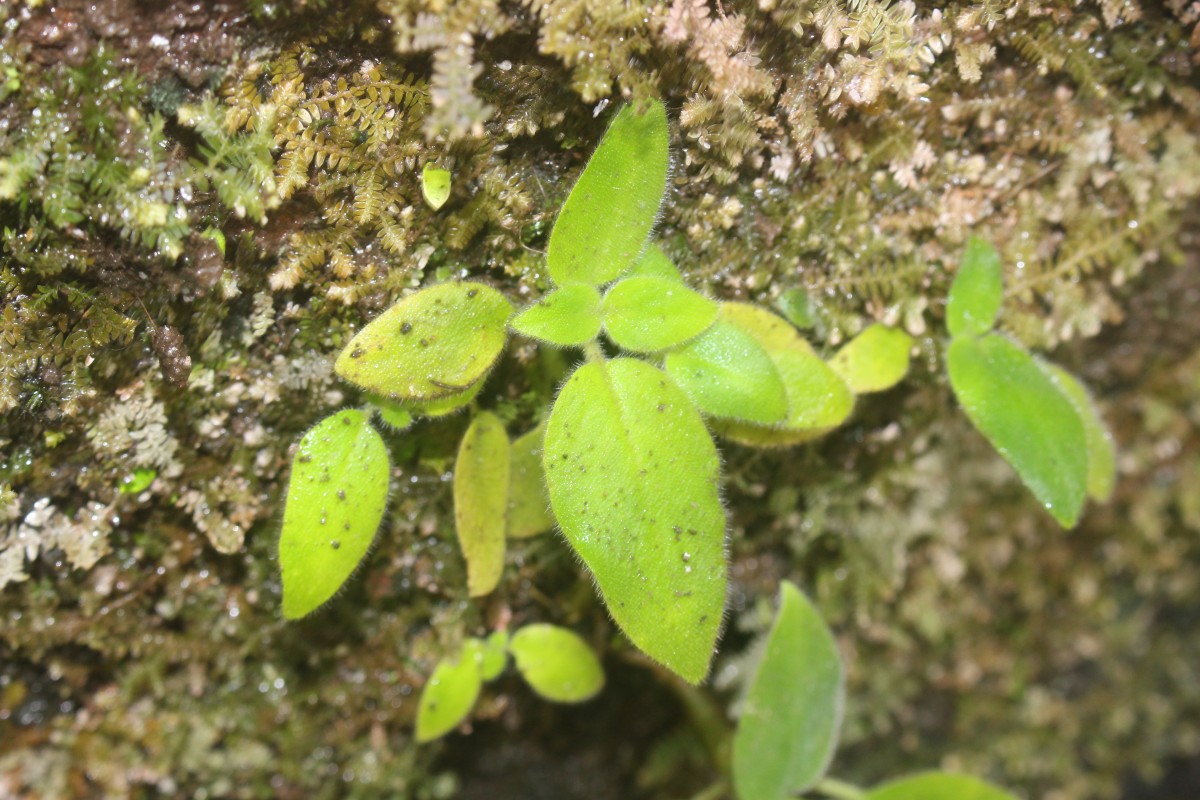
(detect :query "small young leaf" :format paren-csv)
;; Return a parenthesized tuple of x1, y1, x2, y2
(543, 358, 726, 684)
(828, 324, 913, 394)
(480, 630, 510, 681)
(406, 380, 484, 418)
(947, 237, 1003, 338)
(547, 100, 669, 286)
(1042, 363, 1116, 501)
(415, 639, 485, 742)
(627, 243, 684, 282)
(603, 275, 718, 353)
(732, 582, 844, 800)
(664, 322, 789, 425)
(507, 424, 555, 539)
(421, 164, 452, 210)
(454, 412, 510, 597)
(866, 772, 1018, 800)
(335, 282, 512, 401)
(509, 624, 605, 703)
(714, 304, 854, 447)
(948, 334, 1088, 527)
(510, 283, 603, 346)
(119, 467, 157, 495)
(367, 395, 415, 431)
(279, 410, 390, 620)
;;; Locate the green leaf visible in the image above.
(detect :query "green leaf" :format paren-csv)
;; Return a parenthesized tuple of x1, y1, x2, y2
(948, 334, 1089, 527)
(664, 322, 789, 424)
(405, 379, 484, 418)
(366, 395, 415, 431)
(828, 324, 913, 394)
(866, 772, 1019, 800)
(335, 282, 512, 401)
(547, 100, 669, 286)
(119, 467, 157, 494)
(509, 624, 605, 703)
(480, 631, 509, 681)
(603, 275, 718, 352)
(507, 424, 555, 539)
(1042, 363, 1116, 502)
(415, 639, 485, 742)
(732, 582, 844, 800)
(454, 412, 510, 597)
(279, 410, 390, 620)
(947, 236, 1003, 338)
(543, 358, 726, 684)
(510, 283, 603, 346)
(714, 304, 854, 447)
(421, 164, 452, 210)
(627, 243, 684, 282)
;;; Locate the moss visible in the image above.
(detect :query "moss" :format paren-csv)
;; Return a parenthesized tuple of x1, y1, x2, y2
(1, 1, 1199, 798)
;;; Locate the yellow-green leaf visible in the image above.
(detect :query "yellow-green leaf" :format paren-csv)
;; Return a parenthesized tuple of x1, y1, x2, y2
(335, 282, 512, 401)
(480, 631, 509, 681)
(454, 412, 510, 597)
(1043, 363, 1116, 502)
(421, 164, 452, 210)
(543, 359, 726, 684)
(603, 275, 718, 353)
(366, 395, 415, 431)
(732, 582, 844, 800)
(510, 283, 603, 346)
(948, 333, 1088, 527)
(509, 624, 605, 703)
(664, 322, 789, 424)
(714, 304, 854, 447)
(279, 410, 390, 620)
(415, 639, 484, 742)
(405, 380, 484, 418)
(947, 236, 1003, 338)
(828, 324, 913, 394)
(627, 243, 684, 282)
(866, 772, 1018, 800)
(507, 424, 555, 539)
(547, 101, 669, 286)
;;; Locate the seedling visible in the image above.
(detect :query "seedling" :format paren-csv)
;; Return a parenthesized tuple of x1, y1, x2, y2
(274, 100, 1112, 748)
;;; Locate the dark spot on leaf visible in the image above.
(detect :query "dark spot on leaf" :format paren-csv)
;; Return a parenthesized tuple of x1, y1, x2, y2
(337, 489, 346, 500)
(400, 322, 413, 334)
(350, 348, 364, 358)
(299, 454, 312, 463)
(331, 540, 341, 549)
(467, 289, 478, 298)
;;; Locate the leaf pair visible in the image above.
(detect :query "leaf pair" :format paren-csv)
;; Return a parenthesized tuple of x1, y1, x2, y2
(415, 624, 604, 742)
(731, 584, 1018, 800)
(946, 238, 1115, 527)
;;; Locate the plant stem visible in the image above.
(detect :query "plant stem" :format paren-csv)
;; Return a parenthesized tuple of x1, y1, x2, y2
(815, 777, 868, 800)
(582, 340, 605, 363)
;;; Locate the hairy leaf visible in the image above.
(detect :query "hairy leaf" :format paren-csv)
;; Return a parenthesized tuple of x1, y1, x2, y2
(866, 772, 1018, 800)
(627, 243, 684, 282)
(733, 582, 844, 800)
(509, 624, 605, 703)
(543, 358, 726, 683)
(415, 639, 484, 742)
(335, 282, 512, 401)
(547, 101, 669, 286)
(405, 379, 484, 417)
(366, 395, 415, 431)
(279, 410, 390, 620)
(948, 334, 1088, 527)
(510, 283, 603, 346)
(1042, 363, 1116, 502)
(828, 324, 913, 394)
(947, 236, 1003, 338)
(508, 424, 555, 539)
(664, 322, 789, 424)
(714, 304, 854, 447)
(454, 412, 510, 597)
(603, 275, 718, 352)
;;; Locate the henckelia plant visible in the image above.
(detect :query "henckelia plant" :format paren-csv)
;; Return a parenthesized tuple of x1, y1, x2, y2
(274, 100, 1113, 755)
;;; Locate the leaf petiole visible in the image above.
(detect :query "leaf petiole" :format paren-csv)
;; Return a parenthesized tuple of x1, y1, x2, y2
(814, 778, 868, 800)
